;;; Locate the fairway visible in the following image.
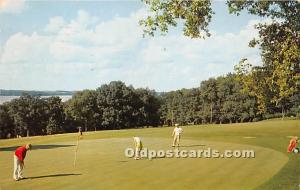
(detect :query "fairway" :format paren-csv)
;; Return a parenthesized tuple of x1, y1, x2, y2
(0, 120, 299, 190)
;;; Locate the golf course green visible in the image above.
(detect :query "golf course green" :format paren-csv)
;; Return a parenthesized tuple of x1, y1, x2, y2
(0, 119, 299, 190)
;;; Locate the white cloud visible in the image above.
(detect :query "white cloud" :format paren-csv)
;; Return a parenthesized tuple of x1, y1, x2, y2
(45, 16, 66, 33)
(0, 32, 52, 64)
(47, 9, 145, 64)
(77, 10, 98, 26)
(0, 8, 263, 91)
(0, 44, 2, 58)
(131, 19, 261, 90)
(0, 0, 27, 14)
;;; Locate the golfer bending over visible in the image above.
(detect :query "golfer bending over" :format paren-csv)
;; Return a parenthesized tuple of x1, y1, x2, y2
(172, 124, 183, 147)
(287, 136, 299, 153)
(13, 144, 31, 181)
(133, 137, 143, 160)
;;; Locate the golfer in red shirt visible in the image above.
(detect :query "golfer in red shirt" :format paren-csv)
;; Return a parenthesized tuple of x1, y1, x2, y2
(13, 144, 31, 181)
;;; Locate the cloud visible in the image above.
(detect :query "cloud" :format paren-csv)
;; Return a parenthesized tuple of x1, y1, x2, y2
(131, 19, 261, 90)
(45, 16, 66, 33)
(47, 9, 145, 64)
(0, 0, 27, 14)
(1, 32, 52, 64)
(0, 8, 263, 91)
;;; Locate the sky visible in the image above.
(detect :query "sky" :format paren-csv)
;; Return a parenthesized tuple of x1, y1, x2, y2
(0, 0, 265, 92)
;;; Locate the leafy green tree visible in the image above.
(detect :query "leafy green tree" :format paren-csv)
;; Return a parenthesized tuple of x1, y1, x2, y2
(96, 81, 143, 129)
(0, 104, 14, 138)
(135, 88, 161, 127)
(141, 1, 299, 39)
(140, 0, 213, 38)
(65, 90, 98, 132)
(8, 94, 48, 136)
(44, 96, 65, 135)
(182, 88, 202, 124)
(200, 78, 218, 123)
(158, 74, 260, 125)
(269, 37, 300, 118)
(230, 1, 299, 119)
(234, 59, 274, 114)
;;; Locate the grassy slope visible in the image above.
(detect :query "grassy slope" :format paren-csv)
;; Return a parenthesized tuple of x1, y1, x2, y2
(0, 120, 299, 190)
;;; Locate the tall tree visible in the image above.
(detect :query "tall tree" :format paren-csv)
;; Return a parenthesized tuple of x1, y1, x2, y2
(65, 90, 99, 132)
(135, 88, 161, 127)
(200, 78, 218, 123)
(234, 59, 274, 114)
(8, 94, 48, 136)
(44, 96, 65, 135)
(0, 104, 14, 138)
(96, 81, 142, 129)
(228, 1, 300, 118)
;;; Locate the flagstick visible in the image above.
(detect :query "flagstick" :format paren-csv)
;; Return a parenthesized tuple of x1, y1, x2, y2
(74, 136, 80, 167)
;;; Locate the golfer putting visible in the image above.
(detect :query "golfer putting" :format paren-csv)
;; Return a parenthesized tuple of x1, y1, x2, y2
(13, 144, 32, 181)
(133, 137, 143, 160)
(172, 124, 183, 147)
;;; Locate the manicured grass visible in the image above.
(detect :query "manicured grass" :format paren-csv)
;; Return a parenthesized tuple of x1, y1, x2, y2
(0, 120, 299, 190)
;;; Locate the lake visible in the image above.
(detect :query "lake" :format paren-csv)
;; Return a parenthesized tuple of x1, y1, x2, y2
(0, 95, 73, 105)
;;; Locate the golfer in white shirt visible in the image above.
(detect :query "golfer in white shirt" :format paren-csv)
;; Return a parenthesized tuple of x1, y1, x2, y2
(172, 124, 183, 147)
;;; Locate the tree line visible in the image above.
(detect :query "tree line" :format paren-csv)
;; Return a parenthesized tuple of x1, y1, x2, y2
(0, 77, 299, 139)
(0, 81, 160, 138)
(160, 73, 299, 126)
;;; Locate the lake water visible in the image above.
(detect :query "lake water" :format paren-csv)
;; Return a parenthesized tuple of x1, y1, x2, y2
(0, 95, 73, 104)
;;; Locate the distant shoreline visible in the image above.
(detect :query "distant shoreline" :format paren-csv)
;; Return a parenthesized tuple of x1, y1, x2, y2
(0, 95, 73, 104)
(0, 89, 75, 96)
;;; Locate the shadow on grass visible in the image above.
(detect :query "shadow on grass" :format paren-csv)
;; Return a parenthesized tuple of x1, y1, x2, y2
(27, 173, 82, 180)
(179, 144, 206, 148)
(0, 144, 75, 151)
